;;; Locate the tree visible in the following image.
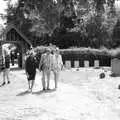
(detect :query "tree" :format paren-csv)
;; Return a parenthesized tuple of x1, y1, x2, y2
(2, 0, 64, 45)
(68, 0, 117, 48)
(3, 0, 119, 48)
(113, 19, 120, 48)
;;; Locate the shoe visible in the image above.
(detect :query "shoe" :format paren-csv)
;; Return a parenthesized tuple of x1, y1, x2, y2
(42, 88, 46, 91)
(54, 87, 57, 90)
(30, 89, 32, 93)
(47, 88, 50, 90)
(1, 82, 5, 86)
(8, 81, 10, 84)
(28, 89, 31, 92)
(28, 88, 32, 93)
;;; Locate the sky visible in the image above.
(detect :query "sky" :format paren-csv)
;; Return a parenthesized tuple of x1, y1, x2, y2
(0, 0, 18, 27)
(0, 0, 7, 26)
(0, 0, 7, 14)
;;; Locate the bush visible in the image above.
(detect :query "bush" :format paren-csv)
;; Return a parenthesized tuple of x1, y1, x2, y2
(29, 46, 120, 68)
(60, 47, 112, 67)
(109, 48, 120, 59)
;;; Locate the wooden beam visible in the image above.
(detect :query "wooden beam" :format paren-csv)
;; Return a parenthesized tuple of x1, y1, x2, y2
(5, 24, 32, 46)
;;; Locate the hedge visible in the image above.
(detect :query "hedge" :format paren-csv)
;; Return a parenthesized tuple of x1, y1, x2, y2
(60, 48, 112, 67)
(31, 46, 120, 67)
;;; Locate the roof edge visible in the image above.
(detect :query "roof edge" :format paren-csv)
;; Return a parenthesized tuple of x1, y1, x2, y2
(5, 24, 32, 47)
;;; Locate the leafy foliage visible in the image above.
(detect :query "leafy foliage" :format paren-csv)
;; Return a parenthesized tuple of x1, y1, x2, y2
(3, 0, 120, 48)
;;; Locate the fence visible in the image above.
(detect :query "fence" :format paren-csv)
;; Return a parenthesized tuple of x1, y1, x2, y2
(33, 46, 113, 68)
(64, 60, 101, 68)
(61, 55, 111, 68)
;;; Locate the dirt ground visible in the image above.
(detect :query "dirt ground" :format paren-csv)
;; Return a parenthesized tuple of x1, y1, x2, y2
(0, 66, 120, 120)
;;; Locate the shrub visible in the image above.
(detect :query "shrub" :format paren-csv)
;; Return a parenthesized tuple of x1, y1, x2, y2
(60, 47, 112, 67)
(28, 46, 120, 68)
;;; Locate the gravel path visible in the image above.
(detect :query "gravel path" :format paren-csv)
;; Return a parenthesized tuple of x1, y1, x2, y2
(0, 67, 120, 120)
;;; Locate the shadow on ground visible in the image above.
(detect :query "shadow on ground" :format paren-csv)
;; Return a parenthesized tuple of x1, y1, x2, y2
(16, 90, 30, 96)
(10, 67, 23, 71)
(32, 89, 56, 95)
(16, 89, 56, 96)
(110, 73, 120, 77)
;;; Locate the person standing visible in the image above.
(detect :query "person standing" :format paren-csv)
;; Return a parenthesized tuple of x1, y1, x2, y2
(25, 51, 37, 92)
(2, 48, 10, 86)
(52, 47, 63, 89)
(39, 48, 52, 91)
(10, 51, 15, 66)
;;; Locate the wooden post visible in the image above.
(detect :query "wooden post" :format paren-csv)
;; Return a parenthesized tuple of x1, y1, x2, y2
(74, 61, 79, 68)
(94, 60, 99, 68)
(65, 60, 71, 69)
(84, 60, 89, 68)
(111, 58, 120, 75)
